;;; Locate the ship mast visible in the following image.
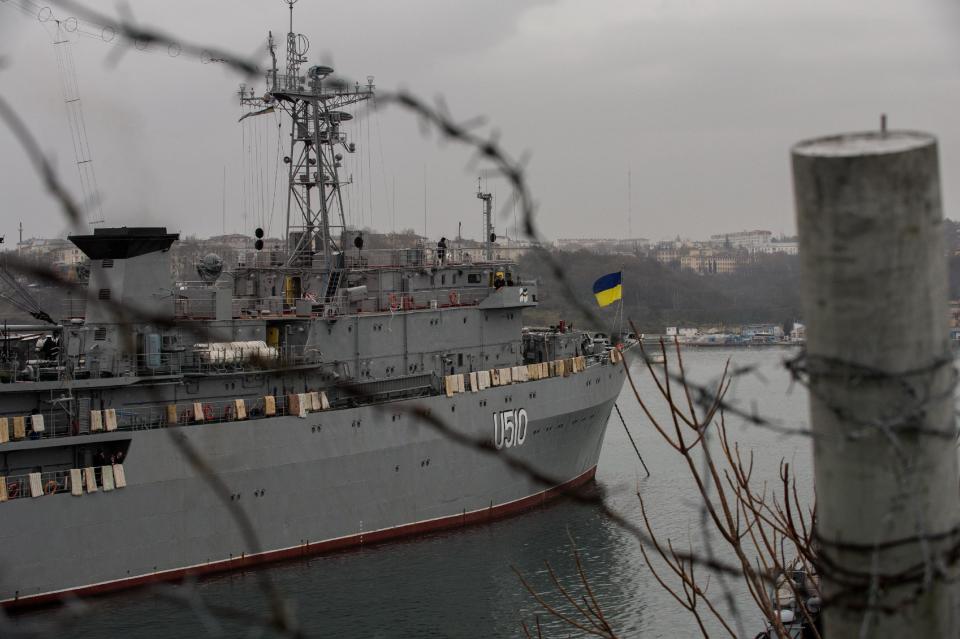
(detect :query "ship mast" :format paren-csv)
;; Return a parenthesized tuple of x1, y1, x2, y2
(241, 0, 373, 267)
(476, 178, 494, 260)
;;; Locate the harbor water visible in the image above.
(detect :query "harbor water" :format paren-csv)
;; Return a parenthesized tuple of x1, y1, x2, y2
(12, 348, 814, 637)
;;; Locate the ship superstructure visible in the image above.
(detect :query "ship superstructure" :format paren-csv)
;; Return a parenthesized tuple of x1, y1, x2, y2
(0, 6, 631, 607)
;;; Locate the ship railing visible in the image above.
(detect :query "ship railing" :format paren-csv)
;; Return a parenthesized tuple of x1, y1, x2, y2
(0, 394, 301, 445)
(123, 343, 329, 377)
(233, 297, 286, 318)
(112, 395, 299, 428)
(184, 344, 322, 373)
(3, 467, 74, 500)
(231, 246, 535, 271)
(231, 287, 495, 317)
(128, 344, 322, 376)
(132, 352, 184, 376)
(372, 286, 490, 313)
(61, 296, 86, 320)
(174, 297, 217, 319)
(4, 371, 444, 446)
(236, 250, 285, 268)
(338, 246, 534, 269)
(2, 351, 615, 449)
(46, 396, 301, 439)
(318, 286, 493, 315)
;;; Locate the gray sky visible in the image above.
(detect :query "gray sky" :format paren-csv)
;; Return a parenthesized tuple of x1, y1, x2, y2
(1, 0, 958, 243)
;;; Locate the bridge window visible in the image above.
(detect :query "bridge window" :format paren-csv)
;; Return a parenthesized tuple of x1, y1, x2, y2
(467, 273, 481, 284)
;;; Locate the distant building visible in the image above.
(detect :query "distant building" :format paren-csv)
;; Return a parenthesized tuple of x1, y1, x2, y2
(949, 302, 960, 340)
(16, 237, 84, 265)
(208, 233, 258, 251)
(758, 239, 799, 255)
(651, 239, 750, 275)
(555, 238, 650, 254)
(680, 246, 750, 274)
(710, 230, 773, 250)
(709, 230, 799, 255)
(790, 322, 806, 341)
(741, 324, 784, 341)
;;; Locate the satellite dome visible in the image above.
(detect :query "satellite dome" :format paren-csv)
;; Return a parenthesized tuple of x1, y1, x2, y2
(197, 253, 224, 283)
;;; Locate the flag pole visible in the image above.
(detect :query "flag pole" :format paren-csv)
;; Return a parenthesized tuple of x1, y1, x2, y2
(616, 269, 624, 344)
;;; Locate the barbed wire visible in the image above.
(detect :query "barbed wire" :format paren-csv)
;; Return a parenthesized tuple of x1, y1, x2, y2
(2, 0, 261, 73)
(1, 3, 958, 637)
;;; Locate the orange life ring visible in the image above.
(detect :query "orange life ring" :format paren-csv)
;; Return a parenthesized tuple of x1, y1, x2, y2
(203, 404, 214, 421)
(388, 293, 399, 311)
(44, 479, 57, 495)
(7, 482, 19, 498)
(448, 290, 459, 305)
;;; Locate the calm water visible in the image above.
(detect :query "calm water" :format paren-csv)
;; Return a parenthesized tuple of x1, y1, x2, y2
(12, 348, 814, 638)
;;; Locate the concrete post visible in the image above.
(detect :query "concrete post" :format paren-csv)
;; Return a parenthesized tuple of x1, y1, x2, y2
(792, 130, 960, 636)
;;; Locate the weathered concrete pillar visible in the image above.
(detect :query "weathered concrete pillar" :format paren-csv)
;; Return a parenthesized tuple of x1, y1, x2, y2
(792, 130, 960, 637)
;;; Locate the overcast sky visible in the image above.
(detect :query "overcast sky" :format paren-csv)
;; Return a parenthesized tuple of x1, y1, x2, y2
(1, 0, 958, 243)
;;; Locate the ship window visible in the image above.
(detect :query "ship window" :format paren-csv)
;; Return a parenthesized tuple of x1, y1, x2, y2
(98, 288, 111, 300)
(457, 353, 463, 367)
(467, 273, 481, 284)
(441, 274, 446, 285)
(94, 327, 107, 341)
(101, 259, 114, 268)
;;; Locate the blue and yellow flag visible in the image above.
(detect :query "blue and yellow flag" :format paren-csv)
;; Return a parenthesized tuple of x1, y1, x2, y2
(592, 271, 622, 307)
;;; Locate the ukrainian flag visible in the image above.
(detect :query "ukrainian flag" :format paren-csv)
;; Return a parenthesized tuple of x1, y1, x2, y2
(592, 271, 622, 307)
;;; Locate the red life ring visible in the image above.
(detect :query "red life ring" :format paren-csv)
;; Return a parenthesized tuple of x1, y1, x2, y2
(388, 293, 399, 311)
(203, 404, 214, 421)
(7, 482, 19, 498)
(448, 290, 459, 305)
(44, 479, 58, 495)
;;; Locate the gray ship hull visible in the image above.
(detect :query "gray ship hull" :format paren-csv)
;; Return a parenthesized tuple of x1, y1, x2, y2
(0, 359, 626, 606)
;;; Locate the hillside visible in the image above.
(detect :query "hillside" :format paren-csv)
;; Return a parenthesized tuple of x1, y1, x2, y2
(519, 251, 803, 333)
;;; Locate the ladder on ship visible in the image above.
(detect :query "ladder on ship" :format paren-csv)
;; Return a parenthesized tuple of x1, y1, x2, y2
(324, 269, 343, 303)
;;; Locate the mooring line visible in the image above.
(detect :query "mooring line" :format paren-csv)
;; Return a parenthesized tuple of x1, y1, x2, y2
(614, 403, 650, 477)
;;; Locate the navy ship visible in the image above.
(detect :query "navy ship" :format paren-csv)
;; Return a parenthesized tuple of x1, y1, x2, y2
(0, 7, 630, 607)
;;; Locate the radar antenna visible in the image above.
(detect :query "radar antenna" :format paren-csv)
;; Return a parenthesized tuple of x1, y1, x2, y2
(240, 0, 374, 267)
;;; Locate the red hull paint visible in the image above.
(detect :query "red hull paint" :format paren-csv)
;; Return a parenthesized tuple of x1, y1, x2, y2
(3, 466, 598, 611)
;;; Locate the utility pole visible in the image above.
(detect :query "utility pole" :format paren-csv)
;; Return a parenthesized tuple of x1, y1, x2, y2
(792, 128, 960, 636)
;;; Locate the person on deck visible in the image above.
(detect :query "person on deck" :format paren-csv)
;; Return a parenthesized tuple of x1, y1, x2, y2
(437, 237, 447, 265)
